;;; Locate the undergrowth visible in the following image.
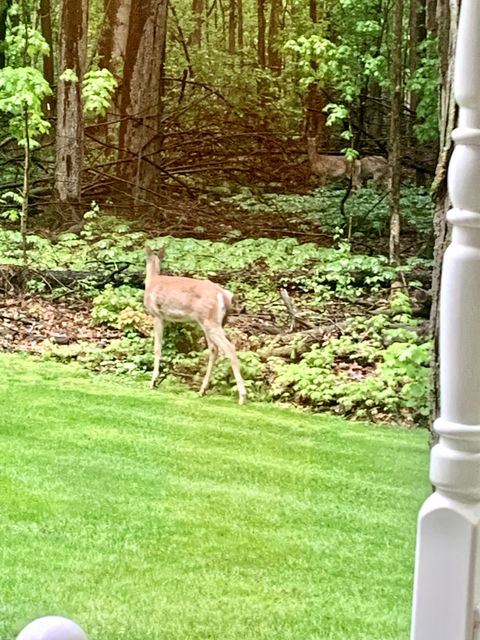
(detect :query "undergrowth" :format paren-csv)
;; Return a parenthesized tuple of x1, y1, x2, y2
(272, 293, 431, 424)
(1, 201, 433, 425)
(222, 184, 434, 238)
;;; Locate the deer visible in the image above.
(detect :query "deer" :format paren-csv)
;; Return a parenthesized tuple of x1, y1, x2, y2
(307, 137, 358, 186)
(357, 155, 389, 187)
(143, 246, 247, 405)
(307, 137, 388, 188)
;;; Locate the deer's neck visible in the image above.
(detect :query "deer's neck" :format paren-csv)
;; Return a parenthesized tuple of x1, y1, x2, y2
(145, 257, 161, 287)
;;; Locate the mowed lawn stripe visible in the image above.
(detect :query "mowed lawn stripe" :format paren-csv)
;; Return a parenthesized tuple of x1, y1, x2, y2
(0, 354, 429, 640)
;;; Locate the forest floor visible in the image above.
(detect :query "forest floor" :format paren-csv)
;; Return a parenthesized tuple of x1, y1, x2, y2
(137, 199, 333, 244)
(0, 294, 122, 354)
(1, 195, 431, 403)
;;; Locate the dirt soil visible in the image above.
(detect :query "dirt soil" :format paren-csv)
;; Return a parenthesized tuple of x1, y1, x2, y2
(0, 295, 123, 354)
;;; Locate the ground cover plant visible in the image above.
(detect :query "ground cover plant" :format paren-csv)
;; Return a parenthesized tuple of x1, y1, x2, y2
(0, 353, 429, 640)
(222, 184, 434, 239)
(0, 202, 432, 424)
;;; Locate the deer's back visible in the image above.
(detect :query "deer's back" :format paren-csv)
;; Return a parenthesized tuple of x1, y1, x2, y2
(144, 275, 229, 324)
(360, 156, 388, 179)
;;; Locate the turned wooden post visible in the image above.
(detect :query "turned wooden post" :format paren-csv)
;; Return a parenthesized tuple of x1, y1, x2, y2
(411, 1, 480, 638)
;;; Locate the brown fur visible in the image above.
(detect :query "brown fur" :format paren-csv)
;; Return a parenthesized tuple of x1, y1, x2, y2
(144, 246, 246, 404)
(358, 156, 389, 186)
(307, 138, 357, 185)
(307, 138, 388, 188)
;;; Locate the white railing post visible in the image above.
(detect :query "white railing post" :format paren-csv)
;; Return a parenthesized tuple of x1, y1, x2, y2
(411, 1, 480, 639)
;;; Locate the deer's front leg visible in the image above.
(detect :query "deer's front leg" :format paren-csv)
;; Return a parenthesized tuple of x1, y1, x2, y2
(150, 316, 164, 388)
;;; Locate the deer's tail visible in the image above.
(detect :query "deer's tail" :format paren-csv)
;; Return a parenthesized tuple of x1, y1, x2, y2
(218, 289, 234, 327)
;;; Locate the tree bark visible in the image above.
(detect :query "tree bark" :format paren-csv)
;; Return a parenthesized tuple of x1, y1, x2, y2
(118, 0, 169, 201)
(189, 0, 204, 47)
(97, 0, 132, 141)
(267, 0, 282, 73)
(0, 0, 12, 69)
(305, 0, 328, 148)
(429, 0, 460, 434)
(39, 0, 54, 90)
(228, 0, 236, 55)
(55, 0, 88, 211)
(237, 0, 243, 62)
(257, 0, 266, 69)
(408, 0, 427, 184)
(98, 0, 132, 75)
(388, 0, 404, 266)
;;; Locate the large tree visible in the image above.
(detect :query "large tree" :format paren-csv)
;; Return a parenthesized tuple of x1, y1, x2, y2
(429, 0, 460, 433)
(98, 0, 132, 78)
(267, 0, 282, 73)
(55, 0, 88, 210)
(388, 0, 404, 265)
(118, 0, 169, 203)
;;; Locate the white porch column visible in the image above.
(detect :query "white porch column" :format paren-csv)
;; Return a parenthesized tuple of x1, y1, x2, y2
(411, 2, 480, 639)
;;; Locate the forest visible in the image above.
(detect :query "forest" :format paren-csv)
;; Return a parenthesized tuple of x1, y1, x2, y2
(0, 0, 451, 426)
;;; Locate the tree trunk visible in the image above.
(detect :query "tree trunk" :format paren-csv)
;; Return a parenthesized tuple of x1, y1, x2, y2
(39, 0, 54, 84)
(0, 0, 12, 69)
(228, 0, 236, 55)
(256, 0, 267, 118)
(55, 0, 88, 212)
(237, 0, 243, 61)
(98, 0, 132, 124)
(365, 0, 388, 149)
(429, 0, 460, 435)
(20, 108, 30, 265)
(305, 0, 328, 148)
(257, 0, 266, 69)
(188, 0, 204, 47)
(118, 0, 169, 203)
(89, 0, 132, 151)
(98, 0, 132, 74)
(426, 0, 437, 33)
(267, 0, 282, 73)
(388, 0, 404, 266)
(408, 0, 427, 184)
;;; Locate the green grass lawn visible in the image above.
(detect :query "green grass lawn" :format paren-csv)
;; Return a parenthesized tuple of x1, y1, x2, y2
(0, 353, 429, 640)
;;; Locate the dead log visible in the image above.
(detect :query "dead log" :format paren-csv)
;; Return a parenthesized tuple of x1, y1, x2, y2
(0, 264, 143, 292)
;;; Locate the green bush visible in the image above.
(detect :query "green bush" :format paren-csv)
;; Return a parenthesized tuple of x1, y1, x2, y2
(91, 284, 144, 330)
(42, 335, 153, 377)
(272, 295, 431, 424)
(208, 349, 265, 395)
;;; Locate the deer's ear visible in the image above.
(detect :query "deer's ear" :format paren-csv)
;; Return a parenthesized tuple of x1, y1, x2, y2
(157, 247, 166, 261)
(145, 245, 153, 257)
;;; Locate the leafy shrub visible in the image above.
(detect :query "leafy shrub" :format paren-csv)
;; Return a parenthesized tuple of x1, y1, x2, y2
(43, 335, 153, 377)
(89, 283, 204, 372)
(272, 295, 431, 424)
(91, 285, 144, 331)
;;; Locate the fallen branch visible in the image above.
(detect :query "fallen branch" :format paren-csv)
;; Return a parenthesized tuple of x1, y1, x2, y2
(0, 264, 138, 292)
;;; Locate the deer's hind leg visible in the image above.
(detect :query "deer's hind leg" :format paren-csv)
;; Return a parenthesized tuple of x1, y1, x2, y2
(207, 326, 247, 405)
(199, 335, 219, 396)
